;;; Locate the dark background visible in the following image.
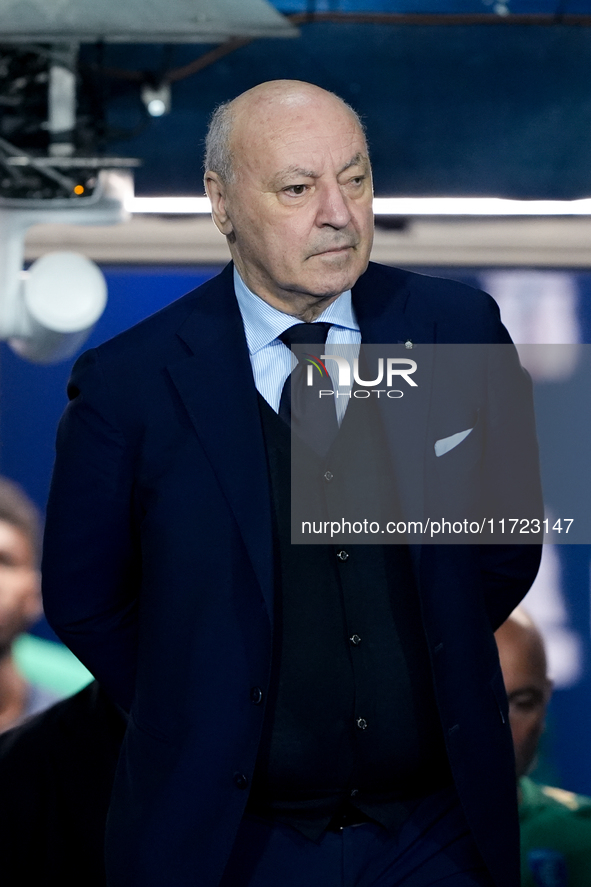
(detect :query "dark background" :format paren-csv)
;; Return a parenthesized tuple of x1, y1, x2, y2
(78, 6, 591, 200)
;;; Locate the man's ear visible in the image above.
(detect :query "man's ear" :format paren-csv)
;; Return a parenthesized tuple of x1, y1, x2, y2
(204, 171, 234, 237)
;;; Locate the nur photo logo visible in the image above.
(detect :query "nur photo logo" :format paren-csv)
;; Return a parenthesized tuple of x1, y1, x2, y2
(306, 354, 418, 399)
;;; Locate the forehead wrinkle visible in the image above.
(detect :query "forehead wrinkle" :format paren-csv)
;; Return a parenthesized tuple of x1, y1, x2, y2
(270, 165, 318, 188)
(339, 152, 369, 175)
(269, 152, 369, 190)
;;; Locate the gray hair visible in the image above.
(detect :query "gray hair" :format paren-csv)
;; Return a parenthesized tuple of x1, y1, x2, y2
(204, 99, 236, 184)
(204, 89, 367, 185)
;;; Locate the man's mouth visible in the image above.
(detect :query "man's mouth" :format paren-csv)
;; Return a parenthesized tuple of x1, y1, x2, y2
(310, 244, 355, 257)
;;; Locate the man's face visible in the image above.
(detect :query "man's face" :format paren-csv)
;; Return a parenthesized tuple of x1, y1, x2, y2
(496, 620, 552, 779)
(206, 89, 374, 312)
(0, 520, 40, 654)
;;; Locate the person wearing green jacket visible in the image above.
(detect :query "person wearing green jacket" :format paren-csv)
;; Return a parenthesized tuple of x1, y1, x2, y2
(496, 608, 591, 887)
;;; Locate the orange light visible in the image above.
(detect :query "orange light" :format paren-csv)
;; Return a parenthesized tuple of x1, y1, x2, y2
(73, 184, 85, 195)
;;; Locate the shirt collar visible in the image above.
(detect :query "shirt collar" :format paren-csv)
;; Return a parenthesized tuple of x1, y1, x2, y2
(233, 267, 359, 356)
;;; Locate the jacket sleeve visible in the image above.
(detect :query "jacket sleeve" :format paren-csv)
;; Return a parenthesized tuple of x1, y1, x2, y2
(479, 543, 542, 631)
(422, 289, 543, 631)
(480, 350, 543, 630)
(42, 348, 140, 711)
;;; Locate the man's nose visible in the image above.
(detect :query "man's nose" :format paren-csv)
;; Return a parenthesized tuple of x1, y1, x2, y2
(315, 181, 352, 229)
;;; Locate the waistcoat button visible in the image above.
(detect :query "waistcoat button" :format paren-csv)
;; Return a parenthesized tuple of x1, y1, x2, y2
(233, 772, 249, 790)
(250, 687, 263, 704)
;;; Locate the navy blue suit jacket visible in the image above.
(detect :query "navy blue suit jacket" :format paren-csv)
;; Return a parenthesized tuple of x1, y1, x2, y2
(42, 262, 541, 887)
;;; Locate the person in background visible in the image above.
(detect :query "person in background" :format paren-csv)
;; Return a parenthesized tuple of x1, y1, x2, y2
(496, 607, 591, 887)
(0, 475, 123, 884)
(0, 476, 59, 732)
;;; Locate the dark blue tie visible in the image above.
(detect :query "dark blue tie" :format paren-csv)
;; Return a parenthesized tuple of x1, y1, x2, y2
(279, 322, 338, 456)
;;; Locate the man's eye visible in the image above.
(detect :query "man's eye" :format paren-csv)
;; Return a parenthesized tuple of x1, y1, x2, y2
(511, 700, 536, 713)
(508, 690, 544, 713)
(285, 184, 307, 196)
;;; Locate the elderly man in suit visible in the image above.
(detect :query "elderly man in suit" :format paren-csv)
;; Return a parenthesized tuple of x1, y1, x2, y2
(42, 80, 541, 887)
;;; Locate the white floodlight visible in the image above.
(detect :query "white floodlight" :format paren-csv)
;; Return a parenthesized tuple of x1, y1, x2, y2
(0, 170, 131, 363)
(10, 252, 107, 364)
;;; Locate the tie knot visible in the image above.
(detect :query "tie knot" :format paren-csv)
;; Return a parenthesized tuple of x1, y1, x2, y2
(279, 322, 332, 349)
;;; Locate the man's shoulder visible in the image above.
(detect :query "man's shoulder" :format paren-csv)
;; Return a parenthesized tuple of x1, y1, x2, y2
(541, 785, 591, 814)
(521, 777, 591, 821)
(357, 262, 509, 343)
(96, 264, 233, 363)
(362, 261, 494, 308)
(65, 265, 236, 410)
(520, 778, 591, 887)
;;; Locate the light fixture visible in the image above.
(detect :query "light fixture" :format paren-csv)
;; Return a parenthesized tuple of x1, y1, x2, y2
(126, 195, 591, 218)
(141, 84, 172, 118)
(0, 169, 131, 363)
(11, 252, 107, 364)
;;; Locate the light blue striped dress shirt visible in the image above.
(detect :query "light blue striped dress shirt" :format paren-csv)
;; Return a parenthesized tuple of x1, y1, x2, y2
(233, 268, 361, 424)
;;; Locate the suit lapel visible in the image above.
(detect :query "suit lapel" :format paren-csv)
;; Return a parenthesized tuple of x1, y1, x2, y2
(352, 265, 435, 534)
(166, 265, 274, 620)
(165, 262, 438, 614)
